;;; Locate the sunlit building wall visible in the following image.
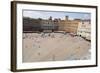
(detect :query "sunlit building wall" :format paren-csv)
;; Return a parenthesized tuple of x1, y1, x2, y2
(77, 20, 91, 40)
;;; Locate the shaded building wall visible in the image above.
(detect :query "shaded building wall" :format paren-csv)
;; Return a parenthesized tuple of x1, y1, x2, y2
(23, 17, 41, 32)
(57, 20, 65, 31)
(40, 20, 58, 31)
(23, 17, 59, 32)
(23, 17, 79, 34)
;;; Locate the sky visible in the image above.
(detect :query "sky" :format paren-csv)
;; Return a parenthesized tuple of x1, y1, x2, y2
(23, 10, 91, 20)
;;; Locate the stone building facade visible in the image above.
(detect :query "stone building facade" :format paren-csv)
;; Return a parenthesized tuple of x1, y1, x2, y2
(57, 20, 79, 34)
(23, 17, 41, 32)
(77, 20, 91, 40)
(40, 19, 58, 32)
(23, 16, 91, 39)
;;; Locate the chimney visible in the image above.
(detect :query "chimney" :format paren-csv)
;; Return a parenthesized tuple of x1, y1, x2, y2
(49, 16, 52, 20)
(65, 16, 68, 20)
